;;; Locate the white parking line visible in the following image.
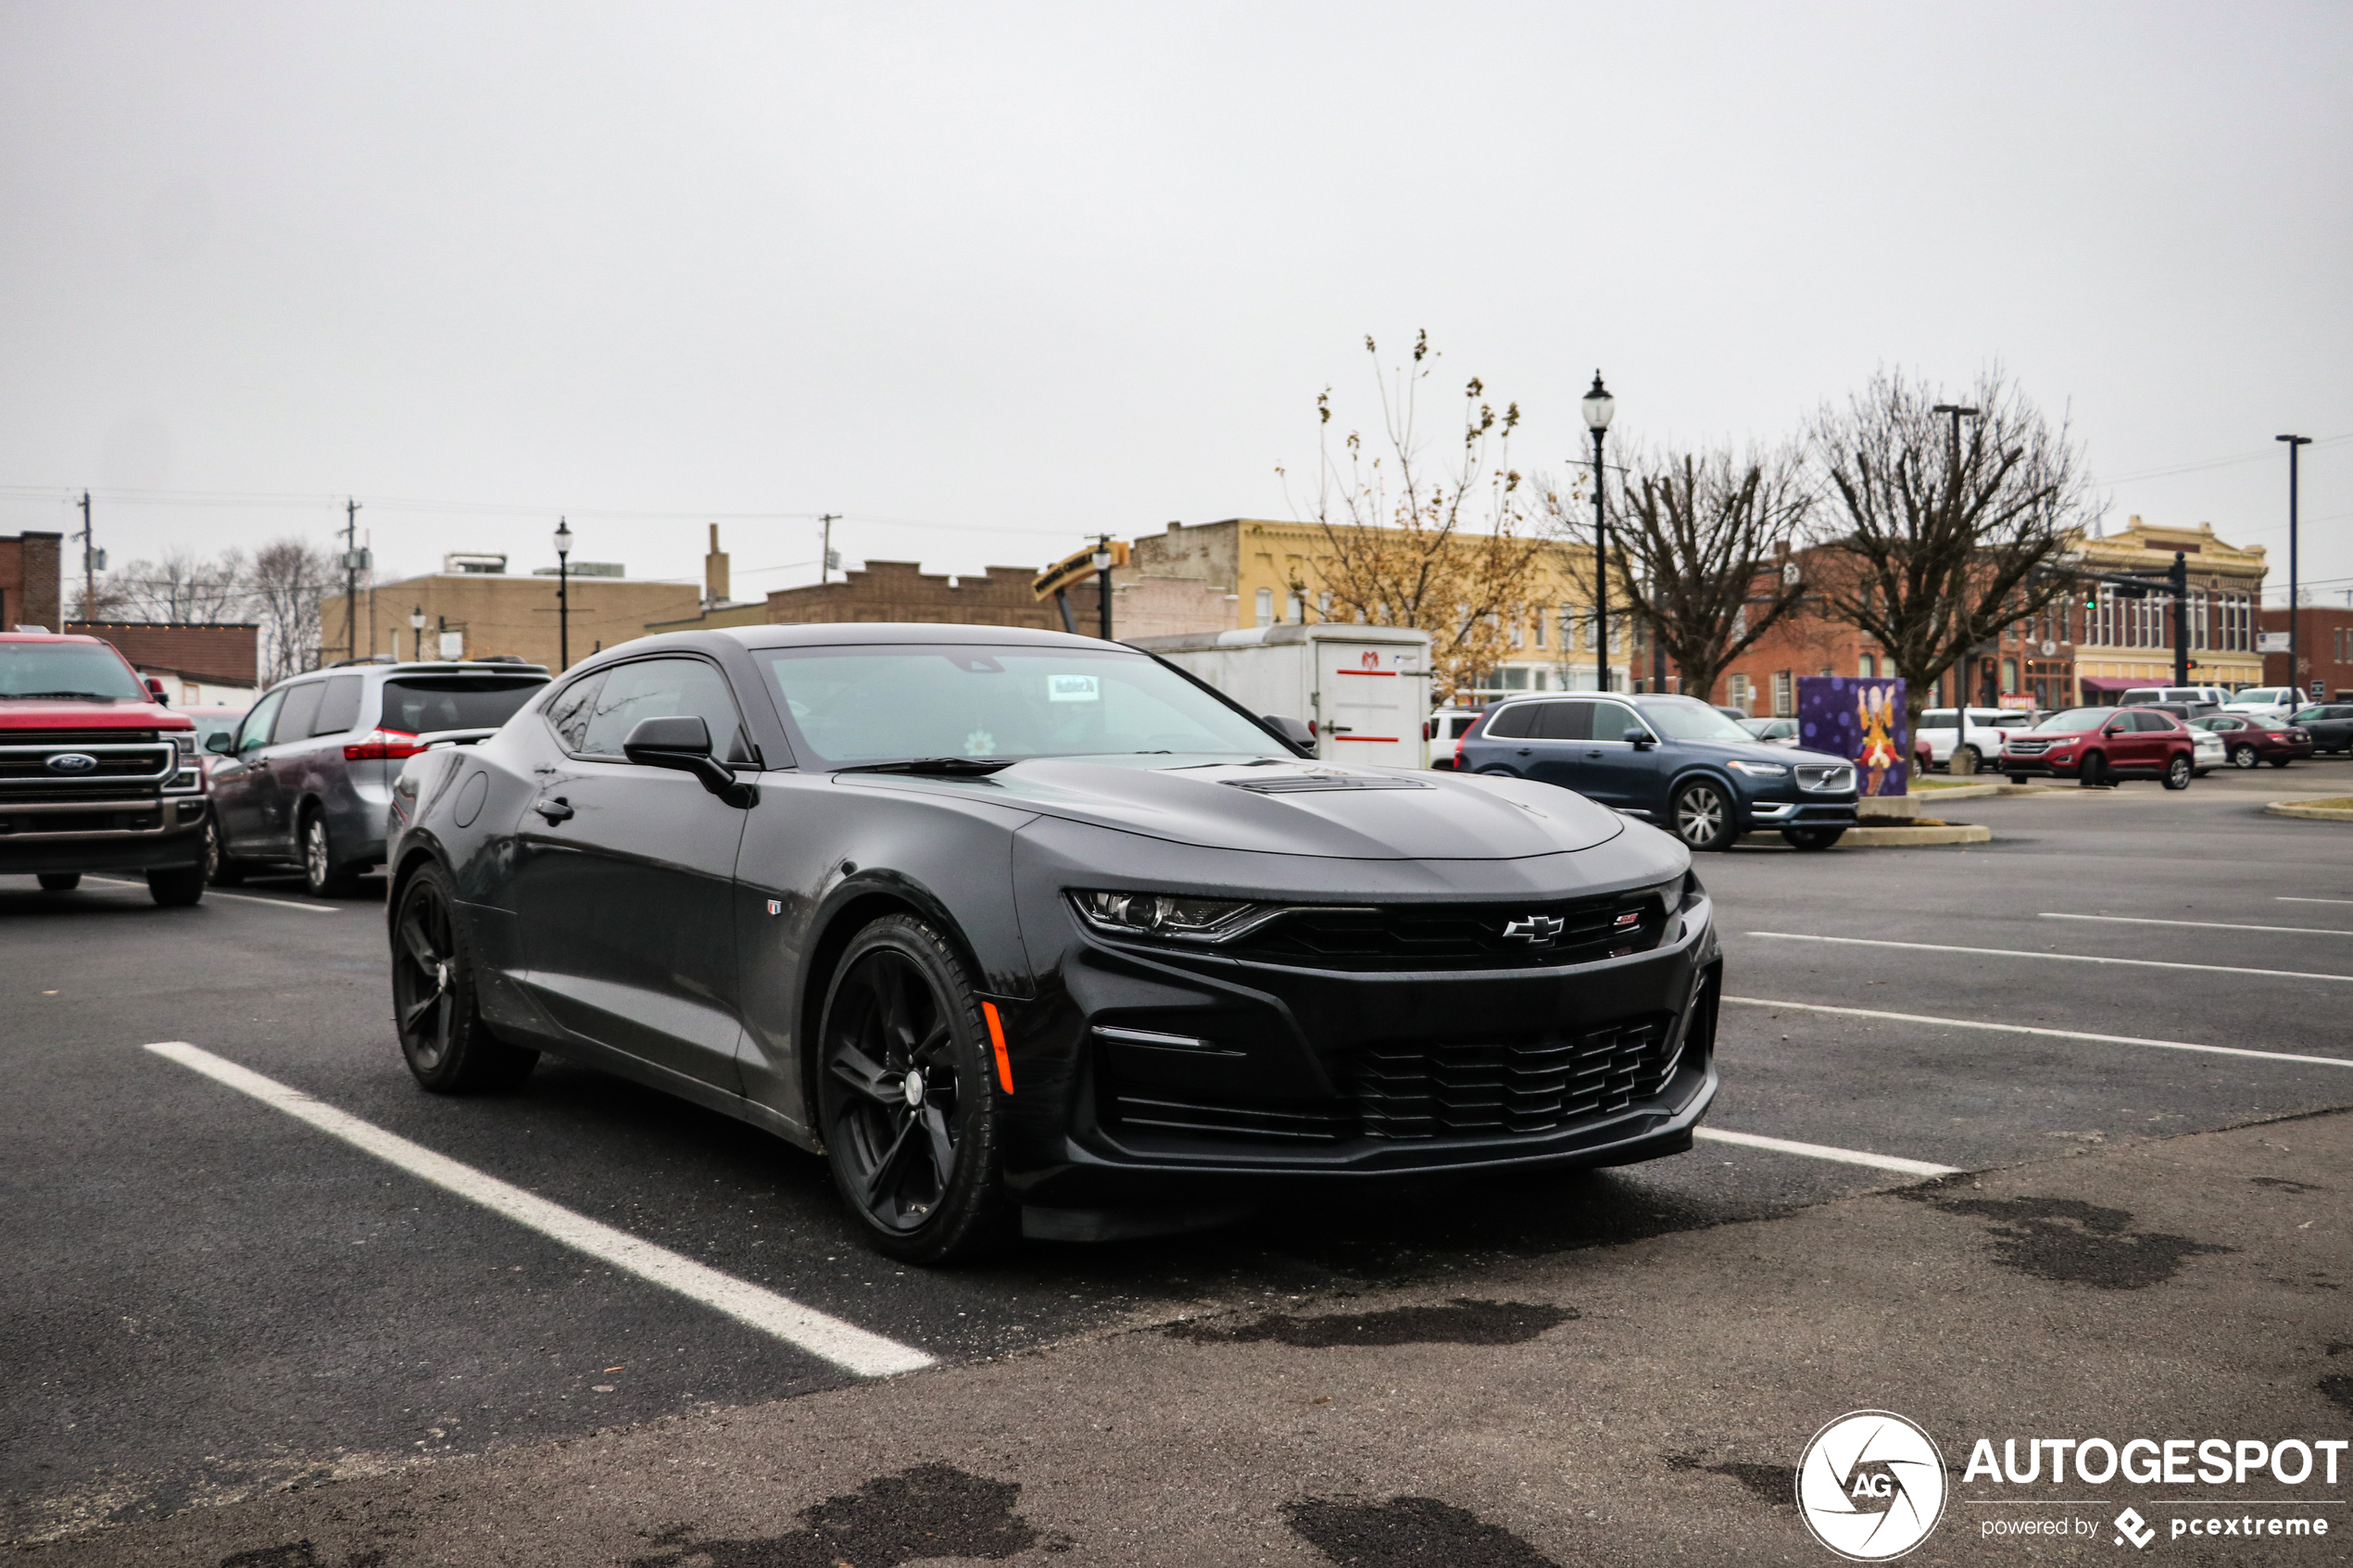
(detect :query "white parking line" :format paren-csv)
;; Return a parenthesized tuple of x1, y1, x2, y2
(1722, 996, 2353, 1070)
(93, 874, 338, 913)
(1692, 1126, 1960, 1178)
(2041, 912, 2352, 937)
(1748, 932, 2353, 984)
(144, 1042, 935, 1378)
(2279, 897, 2353, 907)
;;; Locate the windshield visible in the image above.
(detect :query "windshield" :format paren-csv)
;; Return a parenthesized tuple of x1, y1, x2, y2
(2035, 708, 2112, 732)
(0, 641, 148, 702)
(1637, 697, 1756, 742)
(759, 644, 1284, 767)
(381, 676, 547, 734)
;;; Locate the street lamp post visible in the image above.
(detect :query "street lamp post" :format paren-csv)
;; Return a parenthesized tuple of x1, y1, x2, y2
(1581, 372, 1616, 694)
(2277, 434, 2311, 699)
(409, 605, 426, 663)
(1931, 403, 1982, 762)
(553, 518, 573, 671)
(1091, 537, 1114, 642)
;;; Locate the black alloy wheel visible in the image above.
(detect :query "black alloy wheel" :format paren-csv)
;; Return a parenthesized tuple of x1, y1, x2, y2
(816, 914, 1011, 1264)
(36, 872, 80, 892)
(146, 864, 206, 906)
(392, 864, 537, 1092)
(1672, 780, 1737, 852)
(203, 817, 244, 885)
(2230, 745, 2259, 770)
(1781, 826, 1845, 851)
(302, 810, 358, 897)
(2162, 754, 2193, 791)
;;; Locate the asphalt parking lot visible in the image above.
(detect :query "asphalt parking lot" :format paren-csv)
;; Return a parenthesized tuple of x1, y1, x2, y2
(5, 759, 2349, 1564)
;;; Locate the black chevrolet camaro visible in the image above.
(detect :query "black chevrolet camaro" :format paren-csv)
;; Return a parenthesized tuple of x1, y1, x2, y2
(384, 624, 1721, 1262)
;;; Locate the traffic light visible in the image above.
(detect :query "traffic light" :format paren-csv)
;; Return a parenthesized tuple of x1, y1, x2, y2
(2082, 583, 2099, 613)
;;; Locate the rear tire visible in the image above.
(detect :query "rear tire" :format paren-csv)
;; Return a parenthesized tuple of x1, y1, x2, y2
(1781, 827, 1846, 850)
(1671, 780, 1738, 852)
(301, 809, 359, 897)
(36, 872, 80, 892)
(147, 864, 206, 906)
(392, 863, 537, 1092)
(2161, 754, 2192, 791)
(816, 914, 1013, 1265)
(2230, 745, 2259, 770)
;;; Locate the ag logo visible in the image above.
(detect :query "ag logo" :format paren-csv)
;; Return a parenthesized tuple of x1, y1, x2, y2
(1795, 1411, 1946, 1561)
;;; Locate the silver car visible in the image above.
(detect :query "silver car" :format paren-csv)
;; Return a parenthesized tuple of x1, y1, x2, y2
(205, 659, 548, 894)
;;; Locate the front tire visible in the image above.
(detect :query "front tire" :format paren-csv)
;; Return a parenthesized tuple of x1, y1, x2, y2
(301, 809, 359, 897)
(147, 864, 206, 905)
(2269, 756, 2292, 768)
(1781, 826, 1845, 850)
(816, 914, 1013, 1265)
(36, 872, 80, 892)
(1671, 780, 1739, 852)
(2162, 754, 2193, 791)
(1951, 745, 1980, 776)
(2230, 745, 2259, 770)
(2078, 752, 2108, 787)
(393, 864, 537, 1092)
(203, 818, 245, 885)
(2007, 774, 2030, 784)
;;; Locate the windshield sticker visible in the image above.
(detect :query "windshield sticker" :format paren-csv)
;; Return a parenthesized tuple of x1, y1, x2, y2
(1048, 674, 1100, 703)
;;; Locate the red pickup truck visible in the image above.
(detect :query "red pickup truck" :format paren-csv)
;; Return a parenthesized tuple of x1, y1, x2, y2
(1, 632, 209, 904)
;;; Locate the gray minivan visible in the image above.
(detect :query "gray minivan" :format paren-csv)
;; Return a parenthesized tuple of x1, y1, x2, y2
(205, 659, 548, 894)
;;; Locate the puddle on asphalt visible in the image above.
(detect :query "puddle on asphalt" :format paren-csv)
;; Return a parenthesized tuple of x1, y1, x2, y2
(1167, 1298, 1576, 1348)
(627, 1463, 1065, 1567)
(1906, 1194, 2233, 1289)
(1283, 1494, 1561, 1568)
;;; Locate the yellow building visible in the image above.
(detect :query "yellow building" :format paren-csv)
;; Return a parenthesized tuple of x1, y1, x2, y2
(321, 553, 700, 674)
(1126, 518, 1617, 701)
(2070, 517, 2267, 696)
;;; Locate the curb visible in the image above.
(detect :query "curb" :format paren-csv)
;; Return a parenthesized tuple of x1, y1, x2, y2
(2265, 800, 2353, 822)
(1843, 822, 1993, 847)
(1909, 782, 2056, 800)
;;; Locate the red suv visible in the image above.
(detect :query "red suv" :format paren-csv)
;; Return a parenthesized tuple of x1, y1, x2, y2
(1, 632, 208, 904)
(2001, 705, 2195, 790)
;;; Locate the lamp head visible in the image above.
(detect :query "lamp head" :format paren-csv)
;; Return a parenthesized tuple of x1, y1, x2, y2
(554, 517, 573, 557)
(1581, 371, 1615, 433)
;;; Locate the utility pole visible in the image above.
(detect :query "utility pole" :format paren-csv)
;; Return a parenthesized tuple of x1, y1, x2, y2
(76, 491, 97, 621)
(2278, 435, 2311, 698)
(341, 498, 362, 661)
(2170, 550, 2190, 689)
(1931, 404, 1981, 757)
(819, 514, 841, 586)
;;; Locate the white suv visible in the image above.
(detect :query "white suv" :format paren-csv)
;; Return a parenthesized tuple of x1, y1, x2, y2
(1916, 707, 2036, 772)
(2120, 685, 2231, 708)
(2223, 686, 2304, 717)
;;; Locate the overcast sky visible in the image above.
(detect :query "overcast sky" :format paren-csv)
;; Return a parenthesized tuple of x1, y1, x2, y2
(2, 2, 2347, 608)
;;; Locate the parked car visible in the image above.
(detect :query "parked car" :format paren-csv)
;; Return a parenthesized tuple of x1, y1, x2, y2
(180, 704, 248, 780)
(2288, 704, 2353, 754)
(1712, 705, 1750, 723)
(1915, 707, 2035, 773)
(2222, 686, 2305, 717)
(1740, 716, 1801, 747)
(2140, 700, 2221, 722)
(384, 623, 1721, 1262)
(0, 632, 208, 904)
(1426, 706, 1482, 770)
(2120, 685, 2233, 709)
(208, 659, 548, 895)
(2190, 711, 2316, 769)
(1457, 691, 1858, 851)
(2189, 725, 2225, 777)
(2000, 706, 2195, 788)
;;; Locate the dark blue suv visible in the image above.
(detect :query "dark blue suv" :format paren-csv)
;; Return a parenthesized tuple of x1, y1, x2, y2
(1456, 692, 1859, 851)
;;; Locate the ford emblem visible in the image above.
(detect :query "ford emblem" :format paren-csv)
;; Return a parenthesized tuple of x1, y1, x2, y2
(45, 752, 99, 774)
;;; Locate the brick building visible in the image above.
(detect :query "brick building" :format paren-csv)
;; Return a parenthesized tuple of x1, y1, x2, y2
(1, 530, 64, 631)
(2261, 605, 2353, 701)
(762, 560, 1114, 634)
(325, 554, 700, 673)
(64, 621, 259, 705)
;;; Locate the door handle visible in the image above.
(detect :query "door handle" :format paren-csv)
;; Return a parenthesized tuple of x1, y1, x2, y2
(534, 797, 574, 823)
(1584, 749, 1603, 759)
(1516, 748, 1532, 757)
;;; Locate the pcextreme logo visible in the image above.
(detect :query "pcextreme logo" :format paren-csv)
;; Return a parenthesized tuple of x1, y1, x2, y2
(1797, 1411, 1948, 1562)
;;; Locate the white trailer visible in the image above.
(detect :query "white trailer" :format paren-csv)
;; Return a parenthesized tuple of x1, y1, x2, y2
(1126, 623, 1433, 770)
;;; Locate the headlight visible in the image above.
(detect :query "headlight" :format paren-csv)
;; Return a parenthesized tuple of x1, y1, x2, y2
(1725, 759, 1788, 776)
(1072, 890, 1272, 943)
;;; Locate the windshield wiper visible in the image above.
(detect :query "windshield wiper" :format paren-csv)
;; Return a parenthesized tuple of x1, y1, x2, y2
(836, 756, 1016, 776)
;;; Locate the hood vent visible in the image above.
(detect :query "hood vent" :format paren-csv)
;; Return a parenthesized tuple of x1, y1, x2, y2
(1223, 771, 1432, 795)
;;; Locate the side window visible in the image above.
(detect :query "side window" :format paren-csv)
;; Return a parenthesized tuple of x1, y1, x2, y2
(1592, 701, 1645, 742)
(545, 671, 608, 754)
(1483, 703, 1541, 740)
(310, 673, 364, 736)
(578, 658, 749, 761)
(2135, 712, 2176, 733)
(271, 682, 325, 745)
(236, 689, 286, 756)
(1536, 700, 1594, 742)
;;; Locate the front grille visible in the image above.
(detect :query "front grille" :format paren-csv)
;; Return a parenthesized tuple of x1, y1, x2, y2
(1795, 762, 1855, 792)
(0, 783, 163, 803)
(1098, 1013, 1685, 1147)
(0, 729, 159, 746)
(1226, 892, 1672, 972)
(0, 809, 165, 834)
(1354, 1016, 1677, 1138)
(2005, 738, 2051, 756)
(0, 750, 175, 784)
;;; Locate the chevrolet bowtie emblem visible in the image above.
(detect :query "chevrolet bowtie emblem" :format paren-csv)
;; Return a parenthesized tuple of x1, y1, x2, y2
(1501, 914, 1567, 944)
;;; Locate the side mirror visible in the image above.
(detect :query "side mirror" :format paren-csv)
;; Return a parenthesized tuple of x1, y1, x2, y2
(1624, 726, 1655, 749)
(145, 677, 170, 706)
(623, 715, 754, 807)
(1261, 715, 1316, 756)
(204, 732, 233, 755)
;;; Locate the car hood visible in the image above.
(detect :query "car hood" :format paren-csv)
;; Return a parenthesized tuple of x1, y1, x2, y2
(1674, 738, 1852, 769)
(832, 756, 1628, 860)
(0, 698, 190, 732)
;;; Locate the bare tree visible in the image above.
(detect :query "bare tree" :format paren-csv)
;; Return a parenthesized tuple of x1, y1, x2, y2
(68, 576, 132, 621)
(245, 538, 337, 684)
(105, 547, 252, 623)
(1806, 367, 2100, 732)
(1538, 444, 1813, 702)
(1282, 332, 1548, 704)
